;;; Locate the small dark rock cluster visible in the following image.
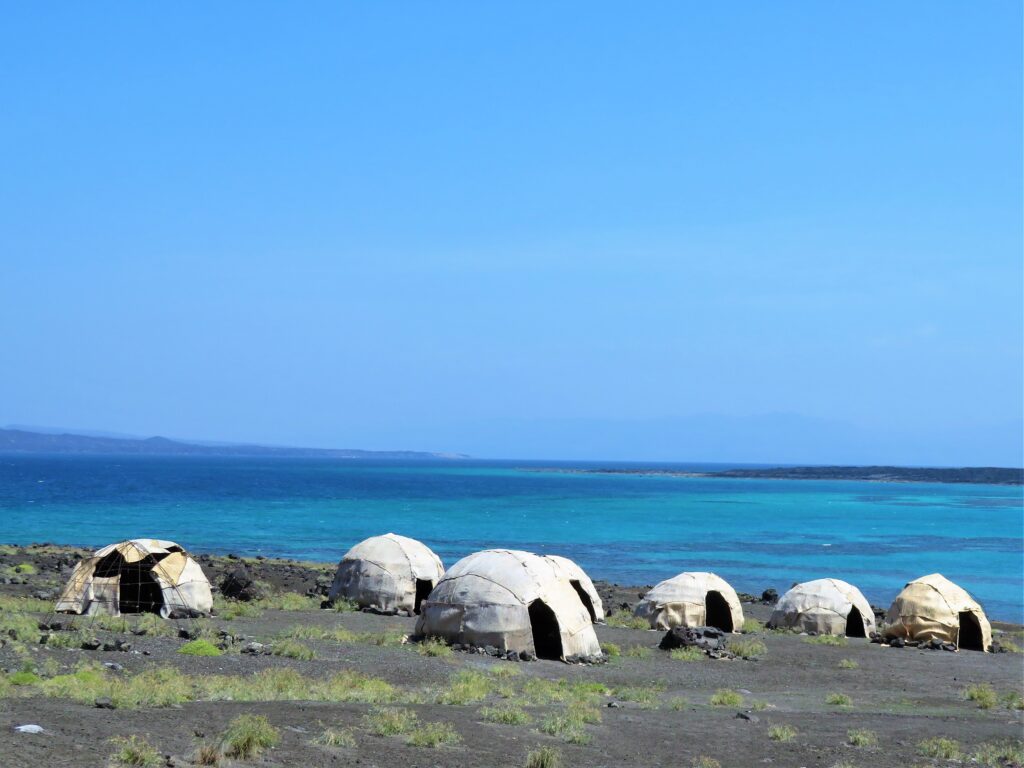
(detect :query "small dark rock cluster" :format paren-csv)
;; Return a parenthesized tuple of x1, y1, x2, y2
(218, 567, 265, 602)
(440, 642, 605, 665)
(658, 626, 737, 659)
(869, 632, 957, 651)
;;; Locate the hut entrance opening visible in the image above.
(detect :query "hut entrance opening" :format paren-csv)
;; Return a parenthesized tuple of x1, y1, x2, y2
(845, 606, 866, 637)
(93, 552, 164, 615)
(528, 600, 563, 660)
(705, 590, 733, 632)
(570, 580, 597, 623)
(958, 611, 984, 651)
(414, 579, 433, 614)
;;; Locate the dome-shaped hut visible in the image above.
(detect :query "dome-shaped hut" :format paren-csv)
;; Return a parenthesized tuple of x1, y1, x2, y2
(634, 571, 744, 632)
(415, 549, 602, 660)
(884, 573, 991, 651)
(328, 533, 444, 615)
(769, 578, 875, 636)
(55, 539, 212, 618)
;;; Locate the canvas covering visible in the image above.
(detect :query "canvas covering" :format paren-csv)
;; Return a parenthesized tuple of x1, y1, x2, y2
(634, 571, 744, 631)
(769, 578, 875, 635)
(55, 539, 213, 618)
(545, 554, 605, 622)
(415, 549, 602, 658)
(328, 533, 444, 613)
(884, 573, 991, 651)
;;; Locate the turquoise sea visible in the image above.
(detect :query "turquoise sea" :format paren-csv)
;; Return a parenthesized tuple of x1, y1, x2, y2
(1, 456, 1021, 621)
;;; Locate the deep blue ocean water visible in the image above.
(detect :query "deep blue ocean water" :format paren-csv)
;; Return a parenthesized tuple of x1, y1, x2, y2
(1, 456, 1021, 621)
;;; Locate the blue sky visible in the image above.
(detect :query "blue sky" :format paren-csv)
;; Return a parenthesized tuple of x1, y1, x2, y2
(1, 3, 1021, 465)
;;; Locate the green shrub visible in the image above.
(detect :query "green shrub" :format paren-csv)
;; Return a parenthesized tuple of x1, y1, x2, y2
(109, 735, 161, 767)
(214, 599, 263, 620)
(614, 684, 662, 708)
(539, 712, 591, 744)
(669, 646, 703, 662)
(481, 704, 531, 725)
(437, 670, 493, 705)
(418, 637, 453, 658)
(964, 683, 998, 709)
(710, 688, 743, 707)
(525, 746, 562, 768)
(192, 743, 220, 765)
(131, 613, 175, 637)
(602, 642, 621, 657)
(1003, 691, 1024, 710)
(847, 728, 877, 747)
(9, 661, 41, 686)
(178, 639, 222, 656)
(254, 592, 320, 611)
(314, 727, 356, 748)
(971, 740, 1024, 766)
(222, 714, 280, 759)
(741, 618, 763, 633)
(728, 638, 767, 658)
(272, 639, 315, 660)
(825, 692, 851, 706)
(837, 658, 859, 669)
(625, 645, 651, 659)
(606, 613, 650, 630)
(669, 697, 688, 710)
(917, 737, 961, 760)
(0, 612, 41, 642)
(768, 724, 797, 742)
(802, 634, 847, 646)
(408, 721, 461, 747)
(692, 758, 721, 768)
(365, 707, 419, 736)
(13, 563, 37, 575)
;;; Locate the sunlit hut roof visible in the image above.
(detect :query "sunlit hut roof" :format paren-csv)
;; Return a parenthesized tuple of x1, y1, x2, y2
(415, 549, 602, 660)
(327, 533, 444, 614)
(769, 578, 875, 636)
(884, 573, 991, 651)
(55, 538, 212, 618)
(634, 571, 744, 632)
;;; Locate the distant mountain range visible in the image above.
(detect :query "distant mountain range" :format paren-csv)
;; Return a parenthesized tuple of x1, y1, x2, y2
(0, 428, 467, 460)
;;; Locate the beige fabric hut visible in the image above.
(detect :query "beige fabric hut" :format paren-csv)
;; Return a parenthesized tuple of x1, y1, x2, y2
(55, 539, 212, 618)
(634, 571, 744, 632)
(328, 533, 444, 615)
(545, 554, 605, 622)
(884, 573, 991, 651)
(415, 549, 602, 660)
(769, 578, 875, 636)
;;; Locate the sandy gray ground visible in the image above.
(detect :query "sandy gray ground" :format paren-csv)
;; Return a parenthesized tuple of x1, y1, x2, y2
(0, 546, 1021, 768)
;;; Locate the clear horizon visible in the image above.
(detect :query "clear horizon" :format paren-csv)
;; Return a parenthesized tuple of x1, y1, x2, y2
(2, 4, 1021, 466)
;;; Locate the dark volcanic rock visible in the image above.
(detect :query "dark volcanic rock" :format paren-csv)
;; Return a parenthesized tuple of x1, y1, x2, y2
(219, 567, 265, 602)
(659, 625, 727, 652)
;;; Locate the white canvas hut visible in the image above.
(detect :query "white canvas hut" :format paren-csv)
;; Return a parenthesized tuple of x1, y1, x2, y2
(328, 533, 444, 615)
(769, 578, 875, 636)
(55, 539, 212, 618)
(884, 573, 991, 651)
(415, 549, 602, 660)
(634, 571, 744, 632)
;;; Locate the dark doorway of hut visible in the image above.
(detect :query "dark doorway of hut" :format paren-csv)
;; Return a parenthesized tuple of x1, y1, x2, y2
(958, 611, 984, 651)
(414, 580, 433, 615)
(94, 553, 163, 615)
(845, 606, 866, 637)
(705, 591, 733, 632)
(529, 599, 563, 660)
(570, 580, 597, 622)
